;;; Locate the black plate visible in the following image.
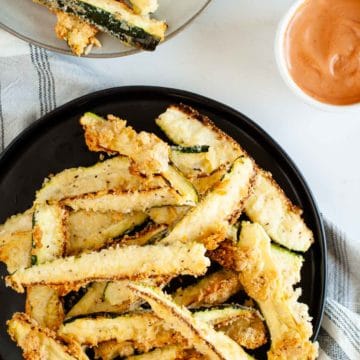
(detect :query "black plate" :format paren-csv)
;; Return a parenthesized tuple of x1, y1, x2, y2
(0, 86, 326, 359)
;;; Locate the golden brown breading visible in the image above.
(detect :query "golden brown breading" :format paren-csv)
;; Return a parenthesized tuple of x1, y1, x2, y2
(55, 11, 101, 56)
(80, 113, 170, 174)
(7, 312, 88, 360)
(173, 269, 242, 308)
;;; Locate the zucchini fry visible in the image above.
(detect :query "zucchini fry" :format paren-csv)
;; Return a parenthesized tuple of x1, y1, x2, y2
(0, 231, 32, 273)
(80, 112, 170, 174)
(104, 276, 170, 306)
(7, 312, 88, 360)
(6, 242, 210, 293)
(130, 0, 158, 15)
(156, 105, 243, 169)
(55, 11, 101, 56)
(161, 157, 255, 250)
(26, 204, 68, 330)
(245, 170, 314, 252)
(156, 104, 313, 252)
(170, 146, 216, 177)
(0, 208, 33, 246)
(239, 222, 318, 359)
(65, 282, 131, 320)
(128, 283, 253, 360)
(119, 222, 168, 246)
(67, 210, 148, 254)
(0, 205, 33, 273)
(62, 186, 191, 213)
(194, 306, 267, 350)
(147, 206, 190, 225)
(95, 340, 136, 359)
(60, 310, 187, 348)
(66, 276, 170, 320)
(191, 166, 228, 196)
(35, 156, 167, 204)
(35, 0, 167, 51)
(173, 269, 242, 308)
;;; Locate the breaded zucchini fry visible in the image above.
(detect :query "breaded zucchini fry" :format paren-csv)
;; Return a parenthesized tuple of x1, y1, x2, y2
(26, 204, 68, 330)
(55, 11, 101, 56)
(67, 210, 148, 254)
(156, 105, 243, 169)
(6, 242, 209, 293)
(7, 312, 88, 360)
(35, 156, 167, 204)
(130, 0, 158, 15)
(128, 283, 253, 360)
(239, 222, 318, 359)
(0, 208, 33, 246)
(161, 157, 255, 250)
(59, 310, 187, 349)
(80, 112, 170, 174)
(65, 282, 132, 320)
(245, 170, 314, 251)
(61, 186, 188, 213)
(173, 269, 242, 308)
(0, 231, 32, 273)
(147, 206, 190, 225)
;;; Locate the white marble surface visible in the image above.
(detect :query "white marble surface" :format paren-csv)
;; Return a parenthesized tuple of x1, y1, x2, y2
(3, 0, 360, 243)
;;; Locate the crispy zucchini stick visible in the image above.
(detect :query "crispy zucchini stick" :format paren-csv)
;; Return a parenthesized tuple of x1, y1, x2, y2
(239, 222, 318, 359)
(66, 276, 170, 320)
(65, 282, 131, 320)
(128, 283, 253, 360)
(7, 313, 88, 360)
(62, 186, 189, 213)
(26, 204, 68, 330)
(0, 207, 33, 273)
(35, 156, 168, 204)
(6, 242, 209, 293)
(67, 210, 148, 254)
(161, 157, 254, 250)
(130, 0, 158, 15)
(0, 208, 33, 246)
(0, 231, 32, 273)
(60, 306, 260, 352)
(80, 112, 170, 174)
(60, 310, 187, 348)
(173, 269, 242, 308)
(55, 11, 101, 56)
(156, 104, 313, 251)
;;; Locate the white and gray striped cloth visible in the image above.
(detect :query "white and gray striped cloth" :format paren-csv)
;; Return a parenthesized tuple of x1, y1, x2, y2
(0, 31, 359, 360)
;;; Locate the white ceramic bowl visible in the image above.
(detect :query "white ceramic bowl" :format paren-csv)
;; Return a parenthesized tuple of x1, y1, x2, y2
(275, 0, 360, 112)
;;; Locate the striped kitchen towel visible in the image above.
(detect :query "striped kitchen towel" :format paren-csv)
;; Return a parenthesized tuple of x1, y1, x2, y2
(0, 31, 359, 360)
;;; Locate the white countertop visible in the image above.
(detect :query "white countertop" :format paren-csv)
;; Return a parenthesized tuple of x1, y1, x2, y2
(3, 0, 360, 243)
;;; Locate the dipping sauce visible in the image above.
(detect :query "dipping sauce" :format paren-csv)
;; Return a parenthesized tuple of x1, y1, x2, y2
(285, 0, 360, 105)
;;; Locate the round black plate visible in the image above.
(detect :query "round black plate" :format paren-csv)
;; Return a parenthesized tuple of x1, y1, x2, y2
(0, 86, 326, 359)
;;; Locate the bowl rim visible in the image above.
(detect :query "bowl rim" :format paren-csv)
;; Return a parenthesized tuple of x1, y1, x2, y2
(0, 0, 212, 59)
(274, 0, 360, 112)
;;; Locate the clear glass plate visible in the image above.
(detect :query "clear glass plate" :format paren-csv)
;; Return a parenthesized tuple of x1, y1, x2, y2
(0, 0, 211, 57)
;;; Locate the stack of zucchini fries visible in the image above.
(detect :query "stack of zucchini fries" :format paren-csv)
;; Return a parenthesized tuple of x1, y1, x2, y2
(1, 104, 318, 359)
(33, 0, 166, 55)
